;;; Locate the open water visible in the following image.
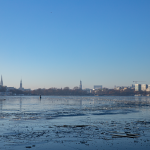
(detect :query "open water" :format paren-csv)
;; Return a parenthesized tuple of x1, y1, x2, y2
(0, 96, 150, 150)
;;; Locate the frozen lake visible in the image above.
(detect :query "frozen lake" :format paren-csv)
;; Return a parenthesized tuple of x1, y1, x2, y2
(0, 96, 150, 150)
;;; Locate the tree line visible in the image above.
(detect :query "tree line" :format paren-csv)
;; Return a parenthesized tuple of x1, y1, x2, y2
(1, 86, 150, 96)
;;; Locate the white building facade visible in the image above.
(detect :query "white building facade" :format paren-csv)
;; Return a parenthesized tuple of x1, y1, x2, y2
(135, 84, 141, 91)
(94, 85, 102, 90)
(141, 84, 148, 91)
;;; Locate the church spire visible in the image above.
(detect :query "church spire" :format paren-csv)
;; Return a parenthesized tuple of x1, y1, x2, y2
(79, 80, 82, 90)
(20, 79, 22, 89)
(1, 75, 3, 86)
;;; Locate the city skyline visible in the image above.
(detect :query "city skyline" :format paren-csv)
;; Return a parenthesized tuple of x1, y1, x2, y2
(0, 75, 149, 90)
(1, 74, 149, 91)
(0, 0, 150, 89)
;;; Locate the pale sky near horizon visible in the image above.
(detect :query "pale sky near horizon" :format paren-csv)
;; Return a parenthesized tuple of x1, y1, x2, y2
(0, 0, 150, 90)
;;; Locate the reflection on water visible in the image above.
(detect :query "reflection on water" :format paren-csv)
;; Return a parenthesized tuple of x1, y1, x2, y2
(19, 97, 22, 112)
(0, 100, 2, 112)
(0, 96, 150, 150)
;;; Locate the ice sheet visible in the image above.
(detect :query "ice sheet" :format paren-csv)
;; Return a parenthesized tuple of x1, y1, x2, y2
(0, 96, 150, 150)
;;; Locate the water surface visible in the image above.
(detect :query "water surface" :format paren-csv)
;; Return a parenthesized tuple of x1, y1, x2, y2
(0, 96, 150, 150)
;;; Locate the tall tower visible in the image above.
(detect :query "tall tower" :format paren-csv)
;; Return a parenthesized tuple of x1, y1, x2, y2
(1, 75, 3, 86)
(20, 79, 22, 89)
(79, 80, 82, 90)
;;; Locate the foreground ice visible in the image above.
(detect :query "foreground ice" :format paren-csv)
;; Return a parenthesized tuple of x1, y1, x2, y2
(0, 96, 150, 150)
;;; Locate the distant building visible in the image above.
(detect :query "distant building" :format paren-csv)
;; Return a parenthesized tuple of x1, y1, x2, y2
(146, 85, 150, 92)
(7, 87, 15, 91)
(135, 84, 141, 91)
(83, 88, 91, 93)
(19, 79, 24, 91)
(0, 92, 12, 96)
(94, 85, 102, 90)
(123, 87, 128, 91)
(20, 79, 22, 89)
(79, 80, 82, 90)
(18, 80, 31, 91)
(130, 84, 135, 89)
(73, 86, 79, 90)
(141, 84, 148, 91)
(0, 75, 3, 86)
(115, 87, 121, 90)
(24, 89, 31, 91)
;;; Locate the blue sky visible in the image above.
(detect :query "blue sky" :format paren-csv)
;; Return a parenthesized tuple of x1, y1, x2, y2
(0, 0, 150, 89)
